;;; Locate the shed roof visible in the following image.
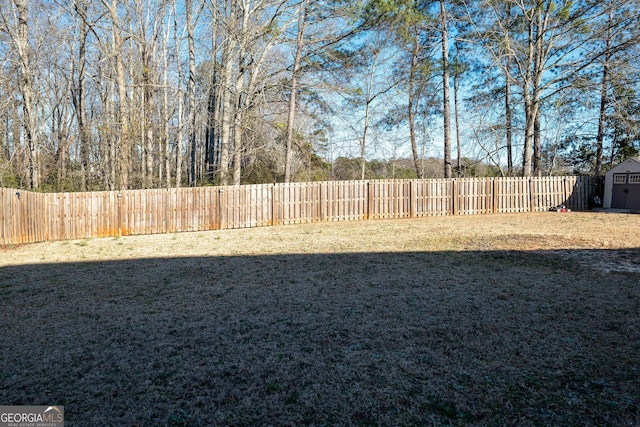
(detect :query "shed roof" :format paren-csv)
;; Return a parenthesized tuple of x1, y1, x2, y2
(605, 157, 640, 176)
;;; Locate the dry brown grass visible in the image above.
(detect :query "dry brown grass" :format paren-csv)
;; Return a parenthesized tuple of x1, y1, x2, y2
(1, 212, 639, 426)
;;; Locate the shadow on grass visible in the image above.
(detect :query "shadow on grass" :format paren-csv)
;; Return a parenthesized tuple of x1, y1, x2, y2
(1, 249, 639, 426)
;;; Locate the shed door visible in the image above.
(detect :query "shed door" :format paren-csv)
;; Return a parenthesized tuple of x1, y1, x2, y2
(612, 173, 640, 209)
(627, 174, 640, 209)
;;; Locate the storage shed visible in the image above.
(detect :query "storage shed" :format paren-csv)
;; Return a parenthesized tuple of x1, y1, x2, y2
(603, 157, 640, 209)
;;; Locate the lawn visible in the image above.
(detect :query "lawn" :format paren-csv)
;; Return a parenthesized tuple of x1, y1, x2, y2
(1, 212, 639, 426)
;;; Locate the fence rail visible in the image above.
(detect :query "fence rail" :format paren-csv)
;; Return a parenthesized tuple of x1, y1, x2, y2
(0, 176, 597, 245)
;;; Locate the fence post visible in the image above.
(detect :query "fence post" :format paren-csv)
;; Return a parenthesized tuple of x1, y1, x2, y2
(319, 182, 326, 222)
(270, 183, 275, 226)
(16, 190, 23, 242)
(410, 180, 416, 218)
(529, 178, 534, 212)
(218, 188, 225, 230)
(274, 183, 281, 226)
(117, 191, 123, 236)
(14, 190, 22, 243)
(366, 181, 373, 220)
(492, 178, 498, 213)
(43, 193, 49, 241)
(451, 179, 457, 215)
(0, 189, 4, 244)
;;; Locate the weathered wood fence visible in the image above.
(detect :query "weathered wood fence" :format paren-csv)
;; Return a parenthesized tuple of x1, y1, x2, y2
(0, 176, 597, 244)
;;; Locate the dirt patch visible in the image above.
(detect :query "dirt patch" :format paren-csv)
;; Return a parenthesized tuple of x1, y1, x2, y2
(1, 212, 639, 425)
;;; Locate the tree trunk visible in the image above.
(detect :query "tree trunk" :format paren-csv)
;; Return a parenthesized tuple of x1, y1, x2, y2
(360, 100, 370, 181)
(595, 59, 609, 177)
(454, 62, 462, 176)
(505, 65, 513, 176)
(504, 5, 513, 176)
(360, 55, 378, 181)
(521, 6, 535, 177)
(205, 67, 220, 182)
(176, 91, 184, 188)
(14, 0, 39, 189)
(232, 70, 245, 186)
(12, 102, 20, 164)
(595, 5, 613, 177)
(73, 0, 90, 191)
(408, 28, 422, 178)
(284, 0, 308, 183)
(533, 110, 541, 176)
(143, 43, 155, 189)
(106, 0, 130, 190)
(440, 0, 452, 179)
(172, 0, 184, 188)
(108, 80, 117, 190)
(532, 6, 544, 177)
(204, 7, 219, 183)
(205, 79, 216, 182)
(522, 94, 534, 177)
(187, 0, 197, 187)
(219, 34, 235, 185)
(162, 7, 171, 188)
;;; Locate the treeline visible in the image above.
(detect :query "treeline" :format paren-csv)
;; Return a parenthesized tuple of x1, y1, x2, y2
(1, 0, 639, 191)
(245, 155, 501, 183)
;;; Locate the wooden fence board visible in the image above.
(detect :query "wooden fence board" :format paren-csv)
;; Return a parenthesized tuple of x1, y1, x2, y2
(4, 189, 16, 243)
(0, 176, 598, 244)
(325, 181, 366, 221)
(4, 189, 13, 243)
(0, 189, 6, 244)
(369, 180, 412, 219)
(414, 179, 450, 216)
(277, 182, 322, 225)
(457, 178, 493, 215)
(495, 177, 529, 213)
(221, 184, 272, 229)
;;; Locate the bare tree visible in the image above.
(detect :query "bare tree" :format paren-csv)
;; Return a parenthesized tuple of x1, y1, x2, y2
(407, 27, 423, 178)
(2, 0, 40, 188)
(477, 0, 614, 176)
(172, 0, 185, 187)
(440, 0, 452, 179)
(185, 0, 198, 187)
(71, 0, 92, 190)
(504, 3, 513, 176)
(161, 2, 173, 188)
(102, 0, 131, 190)
(284, 0, 309, 183)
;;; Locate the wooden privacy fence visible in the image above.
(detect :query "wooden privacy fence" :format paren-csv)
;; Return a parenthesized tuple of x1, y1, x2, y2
(1, 176, 597, 244)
